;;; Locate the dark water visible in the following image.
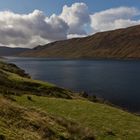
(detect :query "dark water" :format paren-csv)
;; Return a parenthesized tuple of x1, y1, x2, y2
(7, 57, 140, 113)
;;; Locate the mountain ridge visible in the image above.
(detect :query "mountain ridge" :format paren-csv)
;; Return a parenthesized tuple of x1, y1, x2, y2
(0, 46, 30, 56)
(19, 25, 140, 59)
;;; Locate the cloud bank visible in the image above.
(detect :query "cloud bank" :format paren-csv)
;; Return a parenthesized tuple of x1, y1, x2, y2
(90, 7, 140, 32)
(0, 10, 69, 48)
(0, 3, 140, 48)
(60, 3, 90, 35)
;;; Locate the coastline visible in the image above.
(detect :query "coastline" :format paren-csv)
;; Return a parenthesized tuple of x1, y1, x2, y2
(4, 57, 140, 115)
(0, 59, 140, 139)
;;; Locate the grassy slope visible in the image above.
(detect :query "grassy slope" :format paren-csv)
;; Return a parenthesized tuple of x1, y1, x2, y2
(0, 96, 95, 140)
(0, 61, 140, 140)
(15, 95, 140, 140)
(0, 61, 73, 99)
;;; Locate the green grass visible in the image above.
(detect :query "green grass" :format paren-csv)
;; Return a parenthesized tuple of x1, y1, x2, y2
(15, 95, 140, 140)
(0, 96, 95, 140)
(0, 61, 30, 78)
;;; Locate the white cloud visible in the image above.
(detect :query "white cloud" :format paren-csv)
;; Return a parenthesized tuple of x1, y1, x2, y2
(90, 7, 140, 32)
(67, 34, 86, 39)
(0, 10, 69, 48)
(60, 2, 90, 35)
(0, 3, 90, 48)
(0, 4, 140, 48)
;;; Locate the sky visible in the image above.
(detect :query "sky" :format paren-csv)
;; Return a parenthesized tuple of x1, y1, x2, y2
(0, 0, 140, 48)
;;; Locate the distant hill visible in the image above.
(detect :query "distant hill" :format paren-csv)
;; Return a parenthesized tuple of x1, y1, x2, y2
(19, 25, 140, 59)
(0, 46, 30, 56)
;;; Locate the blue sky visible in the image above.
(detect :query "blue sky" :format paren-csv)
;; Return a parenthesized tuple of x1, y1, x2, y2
(0, 0, 140, 47)
(0, 0, 140, 16)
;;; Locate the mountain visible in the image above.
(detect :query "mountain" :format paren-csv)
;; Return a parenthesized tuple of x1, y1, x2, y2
(0, 46, 30, 56)
(20, 25, 140, 59)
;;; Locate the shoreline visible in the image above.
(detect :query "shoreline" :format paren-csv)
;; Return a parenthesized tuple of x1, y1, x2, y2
(4, 57, 140, 115)
(12, 55, 140, 61)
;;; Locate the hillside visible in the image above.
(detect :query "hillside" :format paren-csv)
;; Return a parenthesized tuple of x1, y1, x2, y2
(0, 96, 95, 140)
(0, 46, 30, 56)
(16, 95, 140, 140)
(0, 61, 74, 99)
(0, 60, 140, 140)
(20, 25, 140, 59)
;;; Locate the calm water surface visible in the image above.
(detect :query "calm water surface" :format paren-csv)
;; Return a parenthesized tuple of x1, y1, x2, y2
(7, 57, 140, 113)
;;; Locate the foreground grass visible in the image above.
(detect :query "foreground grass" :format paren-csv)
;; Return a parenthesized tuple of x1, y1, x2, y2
(0, 96, 95, 140)
(15, 95, 140, 140)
